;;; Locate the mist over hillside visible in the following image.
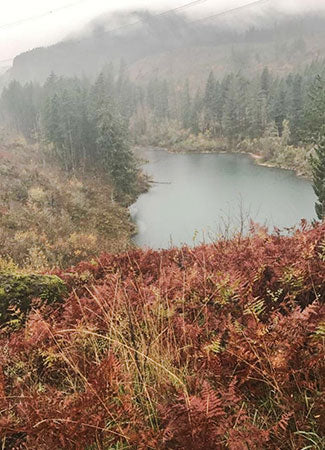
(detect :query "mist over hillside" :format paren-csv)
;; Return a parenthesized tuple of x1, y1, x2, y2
(3, 5, 325, 86)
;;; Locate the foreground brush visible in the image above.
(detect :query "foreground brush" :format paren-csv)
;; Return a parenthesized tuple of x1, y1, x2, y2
(0, 222, 324, 449)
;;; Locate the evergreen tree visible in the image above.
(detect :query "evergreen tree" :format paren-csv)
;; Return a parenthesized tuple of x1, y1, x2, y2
(311, 138, 325, 220)
(223, 75, 238, 142)
(261, 66, 271, 97)
(303, 74, 325, 143)
(203, 71, 218, 134)
(96, 100, 137, 196)
(248, 82, 267, 138)
(180, 80, 192, 130)
(288, 74, 304, 145)
(1, 80, 40, 138)
(272, 82, 287, 136)
(189, 88, 203, 135)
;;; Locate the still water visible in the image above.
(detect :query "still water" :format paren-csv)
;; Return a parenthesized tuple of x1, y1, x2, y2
(130, 147, 315, 249)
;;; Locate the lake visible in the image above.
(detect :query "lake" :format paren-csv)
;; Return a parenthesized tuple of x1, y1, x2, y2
(130, 147, 316, 249)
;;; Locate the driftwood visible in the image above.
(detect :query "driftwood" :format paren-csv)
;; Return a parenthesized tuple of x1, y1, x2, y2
(149, 181, 171, 184)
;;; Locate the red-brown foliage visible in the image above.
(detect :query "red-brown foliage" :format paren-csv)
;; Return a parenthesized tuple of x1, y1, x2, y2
(1, 222, 324, 449)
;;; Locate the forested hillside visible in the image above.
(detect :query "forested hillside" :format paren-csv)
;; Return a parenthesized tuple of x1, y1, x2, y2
(2, 9, 325, 86)
(0, 132, 139, 269)
(1, 71, 139, 196)
(0, 68, 147, 268)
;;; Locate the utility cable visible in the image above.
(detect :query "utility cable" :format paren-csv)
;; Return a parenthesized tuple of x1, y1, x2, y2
(190, 0, 270, 24)
(0, 0, 272, 65)
(0, 0, 89, 31)
(103, 0, 211, 35)
(0, 0, 211, 64)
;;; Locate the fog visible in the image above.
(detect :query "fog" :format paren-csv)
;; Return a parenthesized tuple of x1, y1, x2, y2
(1, 0, 325, 67)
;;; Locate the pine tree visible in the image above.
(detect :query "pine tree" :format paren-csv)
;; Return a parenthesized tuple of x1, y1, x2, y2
(261, 66, 271, 97)
(204, 71, 218, 135)
(1, 80, 40, 138)
(249, 81, 268, 139)
(303, 74, 325, 144)
(223, 76, 238, 142)
(311, 138, 325, 220)
(96, 100, 137, 196)
(289, 74, 304, 145)
(189, 88, 203, 135)
(42, 93, 66, 164)
(180, 80, 192, 130)
(272, 82, 287, 136)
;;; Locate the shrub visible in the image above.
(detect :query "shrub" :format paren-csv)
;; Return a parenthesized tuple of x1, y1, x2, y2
(0, 272, 66, 325)
(28, 186, 48, 204)
(238, 123, 312, 177)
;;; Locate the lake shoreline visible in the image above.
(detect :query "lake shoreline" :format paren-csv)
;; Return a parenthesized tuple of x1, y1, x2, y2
(131, 147, 314, 249)
(136, 145, 311, 180)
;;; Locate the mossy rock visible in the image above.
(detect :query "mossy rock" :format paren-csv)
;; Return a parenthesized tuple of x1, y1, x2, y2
(0, 272, 67, 325)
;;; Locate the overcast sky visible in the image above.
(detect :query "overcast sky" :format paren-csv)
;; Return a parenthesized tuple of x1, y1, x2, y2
(1, 0, 324, 66)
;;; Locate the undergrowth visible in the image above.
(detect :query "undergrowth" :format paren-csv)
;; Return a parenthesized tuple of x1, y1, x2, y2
(139, 120, 312, 177)
(0, 221, 324, 449)
(0, 135, 137, 269)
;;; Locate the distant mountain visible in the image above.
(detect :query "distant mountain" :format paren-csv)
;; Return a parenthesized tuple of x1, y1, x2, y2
(4, 9, 325, 86)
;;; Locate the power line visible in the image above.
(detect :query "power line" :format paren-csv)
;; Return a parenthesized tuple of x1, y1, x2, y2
(0, 0, 271, 66)
(0, 0, 208, 33)
(0, 0, 89, 31)
(0, 0, 210, 64)
(133, 0, 272, 81)
(190, 0, 270, 24)
(103, 0, 210, 35)
(0, 58, 14, 65)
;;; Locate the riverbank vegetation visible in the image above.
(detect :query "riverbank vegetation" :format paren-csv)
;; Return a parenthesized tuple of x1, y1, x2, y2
(0, 222, 324, 449)
(131, 61, 325, 177)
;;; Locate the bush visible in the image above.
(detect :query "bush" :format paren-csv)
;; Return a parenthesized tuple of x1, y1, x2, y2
(0, 272, 66, 325)
(238, 122, 312, 177)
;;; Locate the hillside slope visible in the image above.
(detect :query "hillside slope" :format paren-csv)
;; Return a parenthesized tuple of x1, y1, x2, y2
(0, 133, 136, 269)
(0, 223, 324, 448)
(4, 11, 325, 86)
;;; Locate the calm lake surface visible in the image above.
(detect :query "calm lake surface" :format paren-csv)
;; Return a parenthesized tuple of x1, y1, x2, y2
(130, 147, 316, 249)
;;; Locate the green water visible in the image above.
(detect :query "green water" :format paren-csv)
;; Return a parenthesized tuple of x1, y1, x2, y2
(130, 147, 316, 249)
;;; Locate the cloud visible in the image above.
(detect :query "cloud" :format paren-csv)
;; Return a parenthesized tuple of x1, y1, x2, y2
(1, 0, 325, 65)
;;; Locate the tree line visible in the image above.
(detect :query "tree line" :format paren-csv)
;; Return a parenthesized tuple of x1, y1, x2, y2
(130, 61, 325, 147)
(2, 61, 324, 149)
(1, 60, 325, 216)
(131, 61, 325, 219)
(0, 66, 138, 197)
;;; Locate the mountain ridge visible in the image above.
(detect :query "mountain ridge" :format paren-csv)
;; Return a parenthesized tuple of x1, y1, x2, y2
(3, 9, 325, 86)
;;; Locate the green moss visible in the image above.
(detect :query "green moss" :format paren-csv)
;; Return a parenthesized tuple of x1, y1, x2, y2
(0, 272, 67, 325)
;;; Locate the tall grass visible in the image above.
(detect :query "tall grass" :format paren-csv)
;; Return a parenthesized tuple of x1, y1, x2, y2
(0, 223, 324, 448)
